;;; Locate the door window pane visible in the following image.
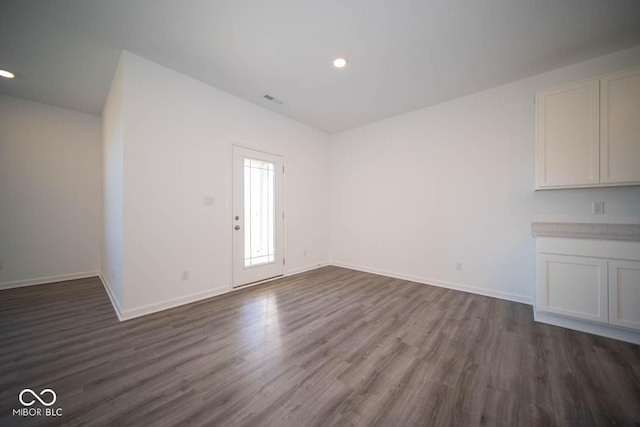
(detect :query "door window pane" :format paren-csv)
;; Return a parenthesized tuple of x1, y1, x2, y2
(244, 158, 275, 267)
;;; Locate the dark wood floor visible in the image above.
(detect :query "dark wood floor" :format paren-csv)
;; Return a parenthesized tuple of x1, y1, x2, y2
(1, 266, 639, 426)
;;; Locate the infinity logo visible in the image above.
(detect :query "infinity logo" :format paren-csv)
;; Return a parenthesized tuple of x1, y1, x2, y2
(18, 389, 57, 407)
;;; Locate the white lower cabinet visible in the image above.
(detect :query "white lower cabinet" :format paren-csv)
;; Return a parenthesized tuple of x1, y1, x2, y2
(608, 260, 640, 330)
(537, 254, 608, 323)
(534, 235, 640, 337)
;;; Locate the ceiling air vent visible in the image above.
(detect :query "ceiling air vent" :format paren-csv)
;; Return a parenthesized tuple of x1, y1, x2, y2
(263, 94, 283, 105)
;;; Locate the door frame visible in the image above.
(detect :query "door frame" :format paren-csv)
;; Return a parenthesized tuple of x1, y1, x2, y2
(230, 142, 286, 288)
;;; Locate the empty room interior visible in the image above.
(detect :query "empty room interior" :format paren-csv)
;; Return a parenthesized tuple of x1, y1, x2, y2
(2, 1, 640, 425)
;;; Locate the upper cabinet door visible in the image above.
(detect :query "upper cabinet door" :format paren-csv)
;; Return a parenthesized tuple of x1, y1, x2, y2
(600, 66, 640, 184)
(535, 79, 600, 189)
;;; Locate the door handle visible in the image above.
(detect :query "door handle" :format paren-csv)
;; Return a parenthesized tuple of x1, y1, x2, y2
(235, 225, 240, 230)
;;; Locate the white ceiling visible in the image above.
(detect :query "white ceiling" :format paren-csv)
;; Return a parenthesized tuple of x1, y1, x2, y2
(1, 0, 640, 133)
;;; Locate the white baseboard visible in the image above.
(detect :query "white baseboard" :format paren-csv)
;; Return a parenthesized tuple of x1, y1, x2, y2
(4, 263, 534, 324)
(94, 263, 331, 322)
(121, 286, 231, 322)
(534, 311, 640, 345)
(110, 264, 330, 321)
(98, 274, 230, 322)
(98, 273, 124, 321)
(0, 271, 101, 291)
(286, 262, 329, 276)
(329, 261, 534, 305)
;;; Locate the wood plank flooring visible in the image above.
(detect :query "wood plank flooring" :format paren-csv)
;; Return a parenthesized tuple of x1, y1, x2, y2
(1, 266, 639, 426)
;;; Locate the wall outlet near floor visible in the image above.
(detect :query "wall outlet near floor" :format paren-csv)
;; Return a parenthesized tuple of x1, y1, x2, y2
(456, 262, 463, 271)
(204, 196, 215, 206)
(303, 250, 307, 257)
(181, 270, 190, 281)
(592, 201, 605, 214)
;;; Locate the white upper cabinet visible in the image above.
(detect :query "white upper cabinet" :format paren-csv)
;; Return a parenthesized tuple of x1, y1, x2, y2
(601, 67, 640, 184)
(535, 79, 600, 188)
(535, 65, 640, 190)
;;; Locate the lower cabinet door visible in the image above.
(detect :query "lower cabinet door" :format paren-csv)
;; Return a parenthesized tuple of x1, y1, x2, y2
(608, 260, 640, 331)
(537, 254, 608, 323)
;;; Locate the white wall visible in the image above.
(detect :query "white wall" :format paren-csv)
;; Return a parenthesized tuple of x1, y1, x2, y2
(114, 52, 330, 315)
(102, 56, 125, 307)
(0, 95, 102, 288)
(329, 45, 640, 303)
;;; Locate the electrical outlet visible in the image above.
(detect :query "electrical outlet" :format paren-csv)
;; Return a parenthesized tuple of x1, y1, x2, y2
(456, 262, 463, 271)
(204, 196, 215, 206)
(303, 250, 307, 257)
(592, 201, 605, 214)
(111, 268, 115, 280)
(181, 270, 190, 281)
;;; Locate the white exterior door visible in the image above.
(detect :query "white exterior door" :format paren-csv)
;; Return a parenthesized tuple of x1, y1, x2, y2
(232, 146, 284, 287)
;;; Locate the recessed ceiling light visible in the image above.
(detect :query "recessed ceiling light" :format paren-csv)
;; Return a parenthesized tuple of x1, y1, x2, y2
(332, 57, 348, 69)
(0, 69, 15, 79)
